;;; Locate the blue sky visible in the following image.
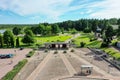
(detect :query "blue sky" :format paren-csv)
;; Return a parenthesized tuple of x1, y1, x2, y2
(0, 0, 120, 24)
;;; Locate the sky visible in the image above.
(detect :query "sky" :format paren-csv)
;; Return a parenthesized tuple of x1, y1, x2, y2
(0, 0, 120, 24)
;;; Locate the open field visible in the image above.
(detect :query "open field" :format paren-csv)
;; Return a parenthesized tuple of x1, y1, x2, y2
(19, 34, 72, 47)
(73, 33, 102, 48)
(0, 48, 32, 79)
(35, 35, 72, 44)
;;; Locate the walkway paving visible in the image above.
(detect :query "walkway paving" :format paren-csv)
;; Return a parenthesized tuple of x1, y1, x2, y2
(71, 49, 120, 80)
(59, 53, 77, 76)
(26, 52, 53, 80)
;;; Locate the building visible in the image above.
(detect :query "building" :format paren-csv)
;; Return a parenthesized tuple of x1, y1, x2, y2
(44, 42, 70, 49)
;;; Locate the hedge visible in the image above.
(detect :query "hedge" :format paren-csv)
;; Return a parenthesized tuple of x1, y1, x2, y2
(26, 50, 35, 58)
(2, 59, 28, 80)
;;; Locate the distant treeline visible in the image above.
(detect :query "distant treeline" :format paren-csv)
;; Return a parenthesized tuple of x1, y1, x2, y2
(0, 24, 38, 29)
(0, 18, 120, 32)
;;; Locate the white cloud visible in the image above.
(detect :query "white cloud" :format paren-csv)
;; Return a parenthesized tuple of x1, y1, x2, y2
(0, 0, 119, 21)
(0, 0, 74, 18)
(90, 0, 120, 18)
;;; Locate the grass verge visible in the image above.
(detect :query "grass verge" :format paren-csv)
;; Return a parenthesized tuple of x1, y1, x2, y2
(2, 59, 28, 80)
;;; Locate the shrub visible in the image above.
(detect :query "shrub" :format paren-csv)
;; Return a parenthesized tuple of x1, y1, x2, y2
(114, 42, 118, 46)
(26, 50, 35, 58)
(2, 59, 28, 80)
(100, 42, 109, 48)
(54, 50, 58, 54)
(44, 49, 48, 52)
(80, 42, 86, 47)
(90, 38, 97, 42)
(71, 49, 75, 52)
(63, 50, 67, 53)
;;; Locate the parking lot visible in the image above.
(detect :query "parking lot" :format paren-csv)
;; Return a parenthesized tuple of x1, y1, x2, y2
(0, 48, 32, 79)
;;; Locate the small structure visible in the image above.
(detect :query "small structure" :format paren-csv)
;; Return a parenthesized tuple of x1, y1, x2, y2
(44, 42, 70, 49)
(81, 65, 93, 75)
(95, 27, 102, 38)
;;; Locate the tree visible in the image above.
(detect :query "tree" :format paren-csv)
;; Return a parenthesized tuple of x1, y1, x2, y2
(16, 37, 20, 47)
(71, 28, 77, 34)
(45, 26, 52, 35)
(13, 27, 21, 35)
(22, 30, 35, 45)
(105, 25, 114, 43)
(0, 34, 4, 47)
(51, 24, 60, 34)
(3, 30, 15, 47)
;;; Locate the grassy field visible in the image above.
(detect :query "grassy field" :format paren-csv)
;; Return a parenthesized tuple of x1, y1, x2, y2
(73, 32, 120, 60)
(102, 48, 120, 60)
(73, 32, 102, 48)
(35, 35, 72, 44)
(19, 35, 72, 47)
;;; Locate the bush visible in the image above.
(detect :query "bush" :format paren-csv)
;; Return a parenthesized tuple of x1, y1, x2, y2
(90, 38, 97, 42)
(63, 50, 67, 53)
(26, 50, 35, 58)
(44, 49, 48, 52)
(54, 50, 58, 54)
(71, 49, 75, 52)
(100, 42, 109, 48)
(2, 59, 28, 80)
(114, 42, 118, 46)
(80, 42, 86, 47)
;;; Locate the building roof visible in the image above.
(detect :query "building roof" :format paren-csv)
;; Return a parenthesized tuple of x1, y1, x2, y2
(44, 42, 69, 45)
(59, 76, 108, 80)
(111, 25, 119, 30)
(81, 65, 93, 68)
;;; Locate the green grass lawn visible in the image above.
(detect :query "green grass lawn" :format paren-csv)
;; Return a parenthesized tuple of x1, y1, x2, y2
(72, 32, 120, 60)
(19, 35, 72, 47)
(35, 35, 72, 44)
(102, 48, 120, 60)
(73, 32, 102, 48)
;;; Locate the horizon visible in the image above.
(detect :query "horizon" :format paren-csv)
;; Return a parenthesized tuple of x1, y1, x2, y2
(0, 0, 120, 24)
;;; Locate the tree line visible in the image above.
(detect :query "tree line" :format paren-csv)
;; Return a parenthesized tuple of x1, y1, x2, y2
(0, 18, 120, 48)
